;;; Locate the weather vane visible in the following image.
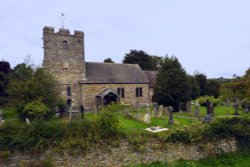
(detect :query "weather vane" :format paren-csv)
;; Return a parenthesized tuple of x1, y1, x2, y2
(61, 13, 65, 28)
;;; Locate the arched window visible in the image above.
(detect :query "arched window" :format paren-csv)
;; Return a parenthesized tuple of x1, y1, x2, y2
(62, 40, 69, 50)
(67, 87, 71, 96)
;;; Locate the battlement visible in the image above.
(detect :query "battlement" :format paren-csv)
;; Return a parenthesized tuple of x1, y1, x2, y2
(43, 26, 84, 37)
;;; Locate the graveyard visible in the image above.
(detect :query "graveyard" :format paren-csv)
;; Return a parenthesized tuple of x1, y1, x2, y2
(0, 101, 250, 166)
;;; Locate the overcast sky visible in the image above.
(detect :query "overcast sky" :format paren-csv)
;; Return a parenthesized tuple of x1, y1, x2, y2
(0, 0, 249, 78)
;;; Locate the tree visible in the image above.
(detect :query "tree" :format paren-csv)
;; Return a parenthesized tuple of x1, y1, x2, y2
(187, 75, 200, 100)
(194, 73, 207, 96)
(153, 56, 191, 111)
(104, 58, 114, 63)
(7, 63, 60, 119)
(204, 79, 221, 98)
(0, 61, 11, 107)
(123, 50, 162, 70)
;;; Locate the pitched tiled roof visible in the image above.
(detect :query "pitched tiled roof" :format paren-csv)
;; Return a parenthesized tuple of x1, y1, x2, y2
(143, 71, 158, 88)
(81, 62, 149, 84)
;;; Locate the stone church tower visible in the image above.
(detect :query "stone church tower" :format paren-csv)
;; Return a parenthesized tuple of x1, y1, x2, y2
(43, 26, 85, 109)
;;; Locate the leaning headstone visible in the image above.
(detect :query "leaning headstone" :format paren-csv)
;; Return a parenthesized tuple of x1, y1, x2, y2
(168, 106, 174, 125)
(158, 105, 163, 117)
(25, 118, 30, 124)
(144, 113, 151, 124)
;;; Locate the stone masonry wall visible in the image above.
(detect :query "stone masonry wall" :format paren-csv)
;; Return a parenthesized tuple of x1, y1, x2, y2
(1, 138, 237, 167)
(43, 27, 86, 107)
(81, 83, 150, 110)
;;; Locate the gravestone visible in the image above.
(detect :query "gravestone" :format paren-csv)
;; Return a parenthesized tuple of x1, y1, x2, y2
(158, 105, 163, 117)
(146, 106, 151, 115)
(168, 106, 174, 125)
(210, 102, 214, 115)
(25, 118, 30, 124)
(152, 102, 158, 117)
(93, 105, 97, 114)
(194, 100, 200, 118)
(203, 114, 212, 123)
(163, 107, 169, 115)
(186, 101, 192, 112)
(233, 98, 240, 115)
(124, 108, 129, 116)
(144, 113, 151, 124)
(136, 113, 142, 121)
(206, 99, 211, 115)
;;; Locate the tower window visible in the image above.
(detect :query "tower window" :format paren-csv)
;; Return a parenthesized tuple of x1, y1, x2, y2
(62, 41, 69, 50)
(67, 87, 71, 96)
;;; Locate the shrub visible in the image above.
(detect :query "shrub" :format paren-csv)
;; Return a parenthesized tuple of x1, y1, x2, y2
(0, 150, 11, 159)
(0, 107, 121, 152)
(23, 98, 50, 120)
(197, 96, 221, 106)
(23, 158, 54, 167)
(165, 117, 250, 150)
(98, 106, 120, 138)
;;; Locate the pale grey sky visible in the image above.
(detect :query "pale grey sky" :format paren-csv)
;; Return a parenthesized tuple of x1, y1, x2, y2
(0, 0, 249, 78)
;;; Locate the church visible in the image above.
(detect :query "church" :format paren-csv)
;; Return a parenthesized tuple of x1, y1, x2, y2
(42, 26, 156, 111)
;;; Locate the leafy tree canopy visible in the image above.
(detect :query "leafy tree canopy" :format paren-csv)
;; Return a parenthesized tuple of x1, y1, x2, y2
(7, 63, 60, 119)
(123, 50, 162, 71)
(220, 67, 250, 104)
(153, 56, 191, 111)
(104, 58, 114, 63)
(0, 61, 11, 106)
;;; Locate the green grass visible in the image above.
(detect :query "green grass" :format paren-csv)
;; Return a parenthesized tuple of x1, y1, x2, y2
(1, 107, 19, 122)
(128, 151, 250, 167)
(3, 104, 250, 136)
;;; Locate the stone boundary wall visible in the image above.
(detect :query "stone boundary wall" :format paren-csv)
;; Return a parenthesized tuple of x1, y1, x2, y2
(1, 138, 237, 167)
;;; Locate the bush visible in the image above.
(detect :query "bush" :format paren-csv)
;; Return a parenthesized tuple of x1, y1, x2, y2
(0, 150, 11, 159)
(165, 117, 250, 150)
(23, 98, 50, 120)
(0, 106, 121, 152)
(197, 96, 221, 106)
(98, 105, 120, 138)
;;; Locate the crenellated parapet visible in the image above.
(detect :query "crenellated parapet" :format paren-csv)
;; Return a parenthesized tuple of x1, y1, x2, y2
(43, 26, 84, 37)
